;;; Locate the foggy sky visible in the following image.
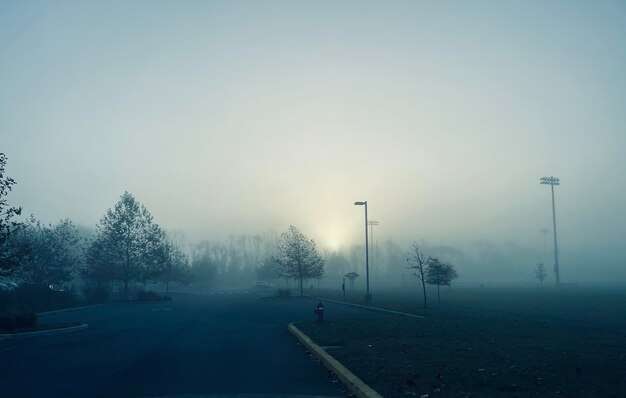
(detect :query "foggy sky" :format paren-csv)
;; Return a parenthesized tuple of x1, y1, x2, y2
(1, 1, 625, 268)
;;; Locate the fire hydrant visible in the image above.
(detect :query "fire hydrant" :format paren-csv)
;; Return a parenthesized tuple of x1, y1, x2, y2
(314, 301, 325, 322)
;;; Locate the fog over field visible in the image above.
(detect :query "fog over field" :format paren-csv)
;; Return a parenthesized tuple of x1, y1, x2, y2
(2, 1, 625, 284)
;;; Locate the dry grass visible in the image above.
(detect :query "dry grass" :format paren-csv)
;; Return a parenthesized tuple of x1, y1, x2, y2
(298, 287, 626, 397)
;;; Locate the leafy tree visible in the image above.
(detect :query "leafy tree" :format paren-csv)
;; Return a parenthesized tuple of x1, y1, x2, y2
(80, 270, 115, 304)
(156, 241, 190, 292)
(534, 263, 547, 288)
(0, 153, 26, 276)
(17, 216, 83, 287)
(344, 271, 359, 289)
(407, 242, 428, 308)
(425, 257, 458, 303)
(86, 192, 169, 298)
(275, 225, 325, 296)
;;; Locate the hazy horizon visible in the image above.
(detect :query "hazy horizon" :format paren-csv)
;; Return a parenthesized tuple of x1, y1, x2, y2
(2, 1, 625, 282)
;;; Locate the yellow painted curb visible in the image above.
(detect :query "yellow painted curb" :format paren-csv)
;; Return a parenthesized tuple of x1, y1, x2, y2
(289, 323, 383, 398)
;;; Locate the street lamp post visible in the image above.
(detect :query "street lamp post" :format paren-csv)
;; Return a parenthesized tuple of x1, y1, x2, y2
(540, 176, 560, 286)
(354, 201, 371, 303)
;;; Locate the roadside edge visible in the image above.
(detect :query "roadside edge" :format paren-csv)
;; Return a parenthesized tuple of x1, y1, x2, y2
(314, 297, 425, 319)
(0, 323, 89, 340)
(37, 298, 177, 316)
(288, 323, 383, 398)
(38, 303, 111, 316)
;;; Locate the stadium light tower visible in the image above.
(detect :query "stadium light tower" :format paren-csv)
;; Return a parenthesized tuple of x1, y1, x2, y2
(540, 176, 561, 286)
(354, 201, 371, 303)
(367, 220, 379, 273)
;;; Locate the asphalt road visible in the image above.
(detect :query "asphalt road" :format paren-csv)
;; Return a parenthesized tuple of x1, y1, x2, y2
(0, 290, 386, 398)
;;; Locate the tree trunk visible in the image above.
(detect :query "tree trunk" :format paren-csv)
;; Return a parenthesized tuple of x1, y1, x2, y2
(166, 280, 169, 293)
(299, 277, 304, 296)
(124, 280, 129, 299)
(437, 284, 440, 303)
(421, 280, 427, 309)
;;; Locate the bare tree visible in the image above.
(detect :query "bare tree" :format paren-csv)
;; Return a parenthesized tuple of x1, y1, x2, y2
(344, 271, 359, 289)
(534, 263, 547, 288)
(425, 257, 458, 303)
(275, 225, 325, 296)
(190, 244, 218, 283)
(407, 242, 428, 308)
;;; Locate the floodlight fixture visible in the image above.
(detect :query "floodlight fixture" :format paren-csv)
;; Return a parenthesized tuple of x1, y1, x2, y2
(540, 176, 560, 186)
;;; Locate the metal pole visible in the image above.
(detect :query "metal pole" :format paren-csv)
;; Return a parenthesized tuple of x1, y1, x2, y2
(541, 176, 561, 286)
(367, 221, 378, 276)
(370, 222, 374, 273)
(551, 184, 560, 285)
(364, 202, 370, 302)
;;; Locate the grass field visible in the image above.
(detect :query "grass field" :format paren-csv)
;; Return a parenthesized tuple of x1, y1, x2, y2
(315, 285, 626, 331)
(296, 285, 626, 397)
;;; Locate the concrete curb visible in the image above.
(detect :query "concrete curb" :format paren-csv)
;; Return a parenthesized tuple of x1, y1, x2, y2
(37, 303, 112, 316)
(37, 299, 176, 316)
(317, 297, 425, 319)
(0, 323, 89, 340)
(288, 323, 383, 398)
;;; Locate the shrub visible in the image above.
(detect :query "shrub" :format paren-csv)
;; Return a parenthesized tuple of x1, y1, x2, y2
(135, 290, 171, 302)
(0, 313, 15, 331)
(14, 311, 37, 328)
(276, 288, 291, 298)
(81, 283, 111, 304)
(14, 284, 77, 312)
(0, 311, 37, 331)
(0, 291, 15, 313)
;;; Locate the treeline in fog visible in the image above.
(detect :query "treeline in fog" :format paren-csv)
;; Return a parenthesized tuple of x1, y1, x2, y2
(1, 188, 285, 306)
